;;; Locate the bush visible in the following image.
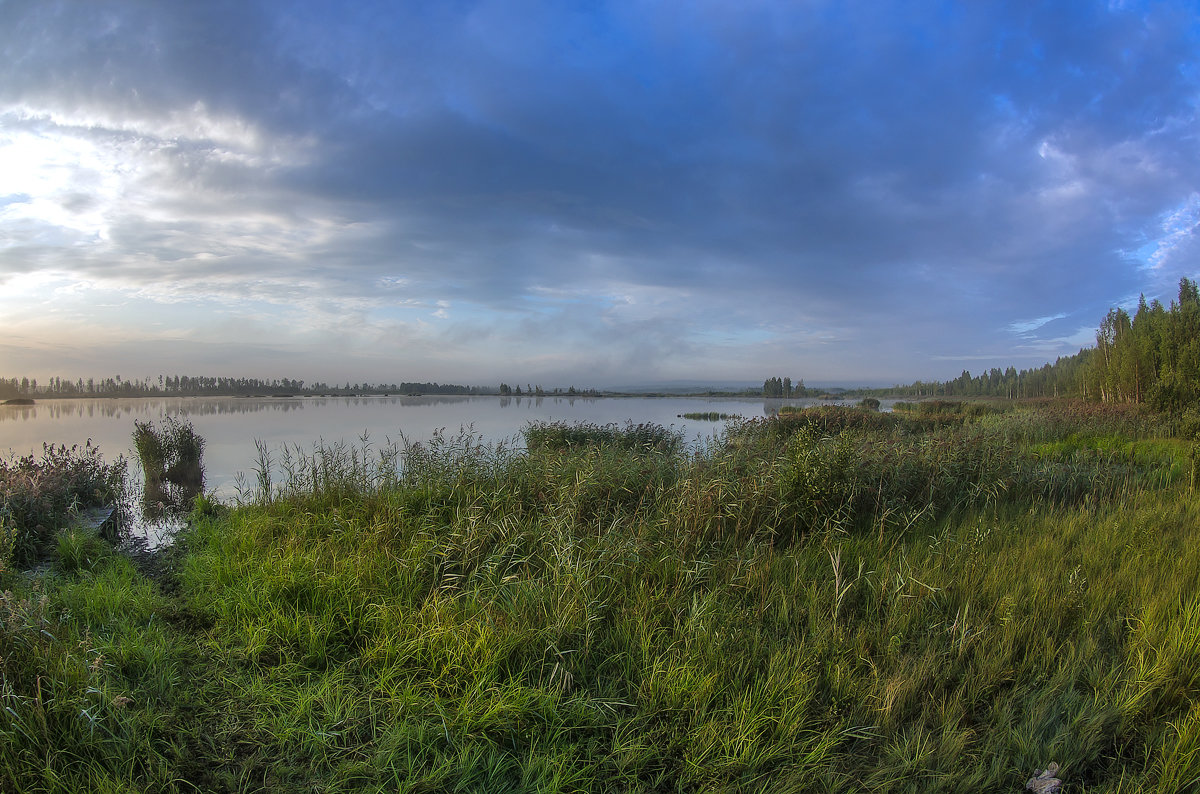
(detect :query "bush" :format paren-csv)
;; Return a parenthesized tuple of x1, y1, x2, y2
(0, 443, 126, 567)
(1177, 408, 1200, 442)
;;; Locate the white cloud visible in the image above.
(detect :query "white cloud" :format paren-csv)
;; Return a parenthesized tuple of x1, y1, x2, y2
(1144, 192, 1200, 270)
(1008, 313, 1067, 336)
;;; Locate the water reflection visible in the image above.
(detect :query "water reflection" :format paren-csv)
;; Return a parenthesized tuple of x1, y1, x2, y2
(2, 396, 311, 421)
(0, 404, 36, 421)
(1, 394, 617, 423)
(0, 393, 782, 424)
(121, 481, 192, 550)
(498, 395, 595, 409)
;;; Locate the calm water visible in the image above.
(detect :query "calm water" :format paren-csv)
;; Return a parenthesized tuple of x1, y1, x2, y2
(1, 394, 889, 499)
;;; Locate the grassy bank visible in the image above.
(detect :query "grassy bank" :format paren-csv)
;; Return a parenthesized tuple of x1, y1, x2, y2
(2, 402, 1199, 792)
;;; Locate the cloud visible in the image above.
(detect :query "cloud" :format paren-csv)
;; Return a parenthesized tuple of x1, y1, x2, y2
(1, 0, 1198, 385)
(1008, 314, 1069, 336)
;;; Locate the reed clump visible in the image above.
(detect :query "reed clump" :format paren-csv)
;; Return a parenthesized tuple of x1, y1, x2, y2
(133, 416, 205, 514)
(133, 416, 205, 486)
(680, 411, 738, 421)
(4, 402, 1200, 791)
(523, 420, 683, 455)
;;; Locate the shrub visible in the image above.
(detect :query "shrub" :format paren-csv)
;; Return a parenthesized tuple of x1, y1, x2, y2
(0, 443, 126, 567)
(1177, 408, 1200, 442)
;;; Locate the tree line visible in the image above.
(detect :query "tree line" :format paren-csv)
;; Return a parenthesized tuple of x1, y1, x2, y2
(762, 376, 819, 398)
(498, 383, 599, 397)
(875, 277, 1200, 412)
(0, 374, 488, 400)
(1081, 277, 1200, 411)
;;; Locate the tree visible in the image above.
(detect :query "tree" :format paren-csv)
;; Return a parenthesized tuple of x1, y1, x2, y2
(1180, 276, 1199, 306)
(762, 377, 786, 397)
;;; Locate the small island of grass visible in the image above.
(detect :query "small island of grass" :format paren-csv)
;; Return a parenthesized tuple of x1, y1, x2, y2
(678, 410, 739, 420)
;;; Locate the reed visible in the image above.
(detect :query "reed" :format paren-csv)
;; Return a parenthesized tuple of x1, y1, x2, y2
(3, 402, 1200, 790)
(523, 420, 683, 455)
(132, 416, 206, 517)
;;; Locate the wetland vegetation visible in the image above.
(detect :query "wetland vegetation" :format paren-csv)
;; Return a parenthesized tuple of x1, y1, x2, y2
(2, 399, 1200, 792)
(132, 416, 207, 518)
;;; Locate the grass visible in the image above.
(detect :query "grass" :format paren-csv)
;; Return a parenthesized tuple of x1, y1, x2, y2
(679, 412, 738, 421)
(133, 416, 205, 486)
(133, 416, 206, 518)
(2, 402, 1200, 791)
(523, 420, 683, 454)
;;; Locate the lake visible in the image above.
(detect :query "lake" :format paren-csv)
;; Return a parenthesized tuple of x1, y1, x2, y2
(1, 394, 893, 501)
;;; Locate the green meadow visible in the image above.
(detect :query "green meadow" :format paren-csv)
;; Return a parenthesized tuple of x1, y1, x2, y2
(3, 401, 1200, 792)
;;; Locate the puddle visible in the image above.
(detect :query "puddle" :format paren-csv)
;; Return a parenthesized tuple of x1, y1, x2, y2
(122, 512, 189, 550)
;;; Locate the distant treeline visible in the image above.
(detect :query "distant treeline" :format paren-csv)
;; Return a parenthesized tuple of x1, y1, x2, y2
(761, 377, 822, 398)
(8, 279, 1198, 410)
(0, 374, 488, 400)
(874, 277, 1200, 412)
(498, 383, 599, 397)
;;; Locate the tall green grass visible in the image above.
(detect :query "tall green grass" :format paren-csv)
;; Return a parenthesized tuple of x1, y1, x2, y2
(133, 415, 206, 518)
(680, 411, 738, 421)
(523, 420, 683, 455)
(133, 416, 205, 488)
(3, 402, 1200, 791)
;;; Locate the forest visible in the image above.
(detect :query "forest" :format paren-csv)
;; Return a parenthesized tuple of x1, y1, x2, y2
(879, 278, 1200, 411)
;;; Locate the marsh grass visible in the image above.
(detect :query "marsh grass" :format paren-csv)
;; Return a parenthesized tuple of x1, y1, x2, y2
(0, 442, 126, 567)
(4, 403, 1200, 791)
(523, 420, 683, 455)
(680, 411, 738, 421)
(133, 417, 206, 520)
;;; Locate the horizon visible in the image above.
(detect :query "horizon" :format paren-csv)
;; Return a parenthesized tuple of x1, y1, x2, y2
(0, 371, 1053, 395)
(0, 371, 886, 392)
(3, 2, 1199, 387)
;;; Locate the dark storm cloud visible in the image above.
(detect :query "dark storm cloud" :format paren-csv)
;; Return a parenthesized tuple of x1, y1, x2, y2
(2, 0, 1198, 383)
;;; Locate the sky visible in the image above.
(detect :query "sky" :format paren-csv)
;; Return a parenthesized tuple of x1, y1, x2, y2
(2, 0, 1199, 389)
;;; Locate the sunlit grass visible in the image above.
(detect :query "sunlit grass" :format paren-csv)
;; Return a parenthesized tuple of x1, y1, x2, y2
(2, 403, 1199, 790)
